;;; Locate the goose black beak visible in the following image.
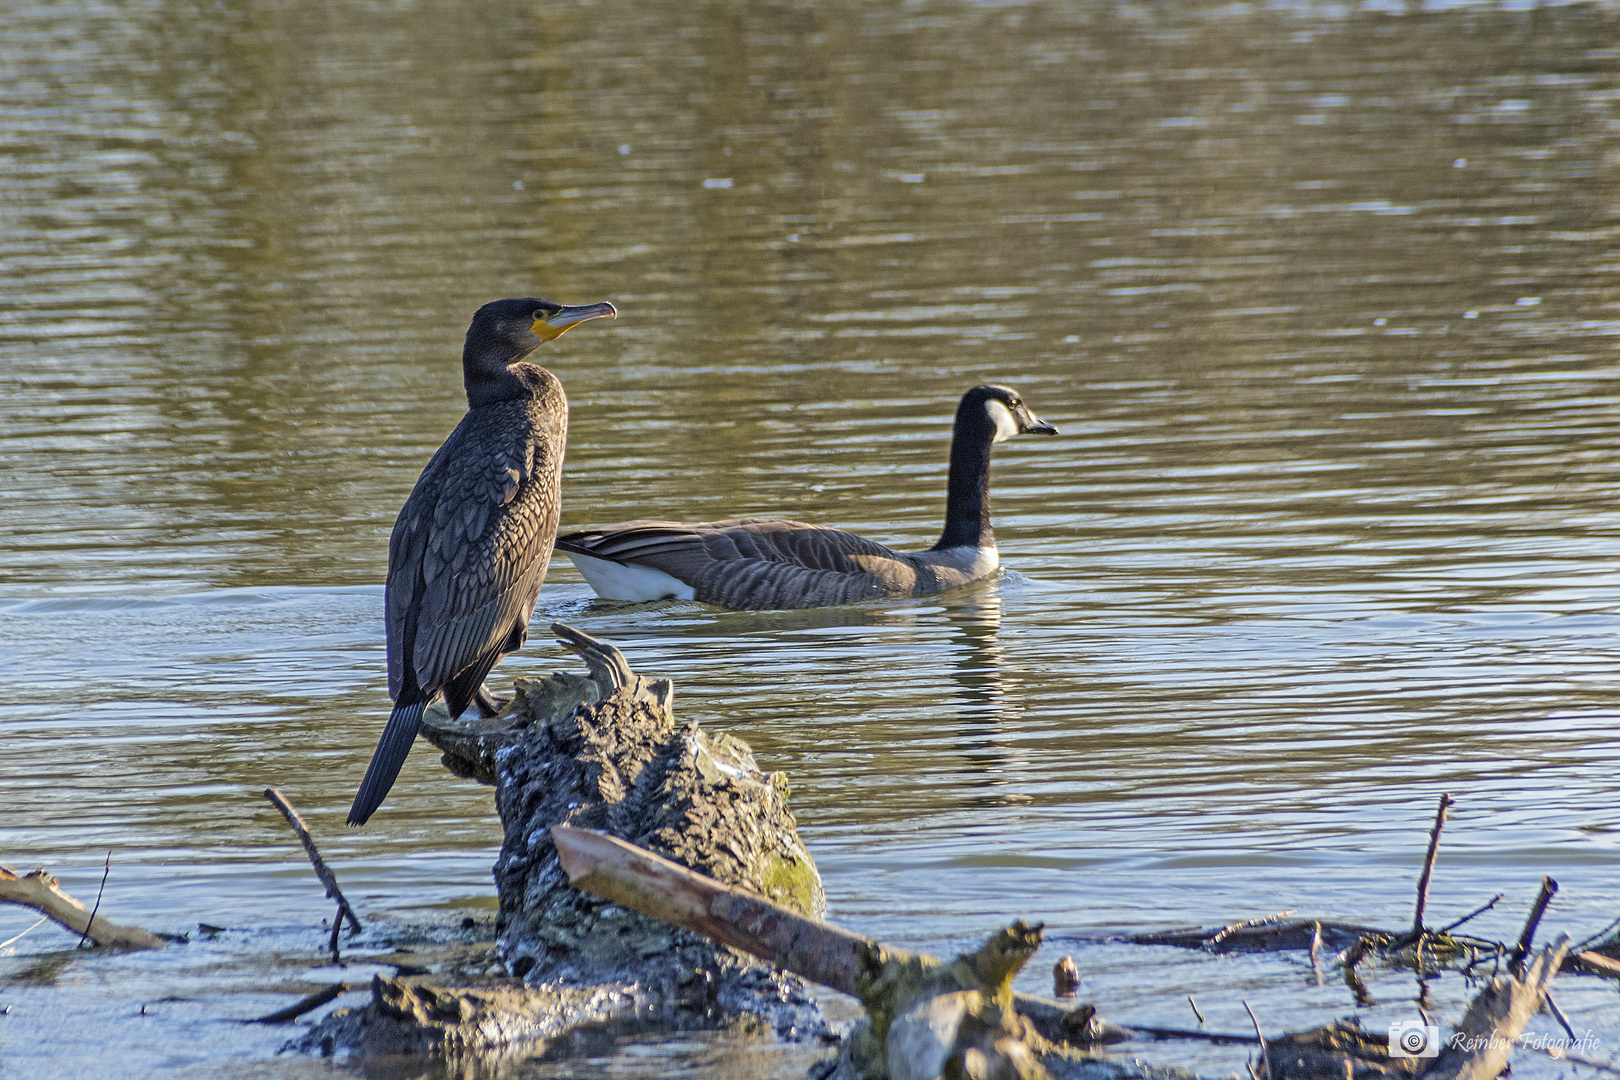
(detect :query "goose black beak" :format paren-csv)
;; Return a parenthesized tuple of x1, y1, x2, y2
(534, 301, 618, 341)
(1025, 418, 1058, 435)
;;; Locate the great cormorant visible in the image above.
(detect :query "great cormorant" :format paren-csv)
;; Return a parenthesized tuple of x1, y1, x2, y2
(348, 296, 616, 825)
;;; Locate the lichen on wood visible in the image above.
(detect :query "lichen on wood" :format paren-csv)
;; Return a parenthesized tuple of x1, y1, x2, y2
(303, 622, 829, 1056)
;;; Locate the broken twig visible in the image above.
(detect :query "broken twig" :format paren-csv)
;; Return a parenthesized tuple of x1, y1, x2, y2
(1572, 912, 1620, 952)
(76, 852, 112, 949)
(1440, 894, 1502, 935)
(1243, 999, 1270, 1080)
(1187, 995, 1205, 1025)
(1542, 989, 1576, 1042)
(1410, 793, 1453, 937)
(1509, 876, 1557, 975)
(263, 788, 362, 941)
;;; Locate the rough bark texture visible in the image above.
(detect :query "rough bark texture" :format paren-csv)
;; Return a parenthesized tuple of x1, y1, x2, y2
(300, 624, 829, 1057)
(292, 974, 634, 1058)
(488, 661, 824, 991)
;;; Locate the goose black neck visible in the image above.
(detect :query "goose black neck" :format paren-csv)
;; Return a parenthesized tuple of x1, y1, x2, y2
(934, 407, 997, 550)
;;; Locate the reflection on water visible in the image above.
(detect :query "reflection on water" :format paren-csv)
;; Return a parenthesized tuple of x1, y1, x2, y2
(940, 591, 1039, 808)
(2, 0, 1619, 1075)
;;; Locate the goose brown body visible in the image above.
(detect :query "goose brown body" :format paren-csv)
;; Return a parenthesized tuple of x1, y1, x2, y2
(556, 385, 1055, 611)
(348, 296, 615, 825)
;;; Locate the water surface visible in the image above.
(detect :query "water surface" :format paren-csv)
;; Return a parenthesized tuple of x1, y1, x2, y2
(2, 1, 1618, 1076)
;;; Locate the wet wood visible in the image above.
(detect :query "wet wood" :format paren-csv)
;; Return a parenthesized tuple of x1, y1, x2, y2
(1409, 794, 1453, 938)
(1211, 910, 1298, 948)
(248, 982, 350, 1024)
(1508, 876, 1556, 975)
(1129, 919, 1382, 954)
(0, 863, 165, 949)
(552, 823, 870, 995)
(1571, 949, 1620, 978)
(263, 788, 361, 937)
(1424, 935, 1570, 1080)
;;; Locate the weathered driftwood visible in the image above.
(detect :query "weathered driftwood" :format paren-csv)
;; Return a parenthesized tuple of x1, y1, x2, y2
(551, 825, 1148, 1041)
(0, 863, 164, 949)
(1572, 949, 1620, 977)
(300, 622, 828, 1057)
(553, 824, 867, 993)
(550, 825, 1194, 1080)
(1424, 935, 1570, 1080)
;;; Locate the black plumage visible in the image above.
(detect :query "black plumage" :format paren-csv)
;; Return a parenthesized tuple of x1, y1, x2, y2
(348, 296, 615, 825)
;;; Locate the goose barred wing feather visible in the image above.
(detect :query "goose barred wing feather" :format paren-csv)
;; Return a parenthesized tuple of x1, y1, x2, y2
(557, 518, 929, 609)
(388, 404, 563, 700)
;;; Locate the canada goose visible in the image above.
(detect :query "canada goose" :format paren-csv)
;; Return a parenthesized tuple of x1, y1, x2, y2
(554, 384, 1056, 610)
(348, 296, 617, 825)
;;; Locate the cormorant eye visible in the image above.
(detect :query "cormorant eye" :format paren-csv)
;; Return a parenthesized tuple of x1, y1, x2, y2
(533, 309, 547, 321)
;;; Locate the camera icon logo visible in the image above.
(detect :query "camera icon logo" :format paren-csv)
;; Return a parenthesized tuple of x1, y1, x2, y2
(1388, 1018, 1441, 1058)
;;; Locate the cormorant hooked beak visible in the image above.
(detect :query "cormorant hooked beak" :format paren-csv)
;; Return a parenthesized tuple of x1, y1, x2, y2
(533, 301, 618, 342)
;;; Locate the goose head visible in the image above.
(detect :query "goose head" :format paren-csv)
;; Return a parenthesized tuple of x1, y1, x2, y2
(962, 384, 1058, 443)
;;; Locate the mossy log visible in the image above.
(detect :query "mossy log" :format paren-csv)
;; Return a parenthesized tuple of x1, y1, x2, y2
(302, 623, 828, 1057)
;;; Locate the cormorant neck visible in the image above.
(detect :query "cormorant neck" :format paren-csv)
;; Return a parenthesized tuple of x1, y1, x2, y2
(462, 344, 539, 408)
(934, 409, 996, 550)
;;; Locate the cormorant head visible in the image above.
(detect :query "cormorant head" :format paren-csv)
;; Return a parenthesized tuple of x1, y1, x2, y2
(465, 296, 618, 366)
(960, 385, 1058, 443)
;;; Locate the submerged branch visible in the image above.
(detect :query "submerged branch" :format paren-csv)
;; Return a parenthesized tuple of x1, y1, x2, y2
(248, 982, 351, 1024)
(263, 787, 362, 939)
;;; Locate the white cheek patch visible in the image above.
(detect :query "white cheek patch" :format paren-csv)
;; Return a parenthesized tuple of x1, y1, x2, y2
(984, 399, 1020, 442)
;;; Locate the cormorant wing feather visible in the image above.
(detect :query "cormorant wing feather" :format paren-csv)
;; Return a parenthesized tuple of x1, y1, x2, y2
(387, 410, 561, 699)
